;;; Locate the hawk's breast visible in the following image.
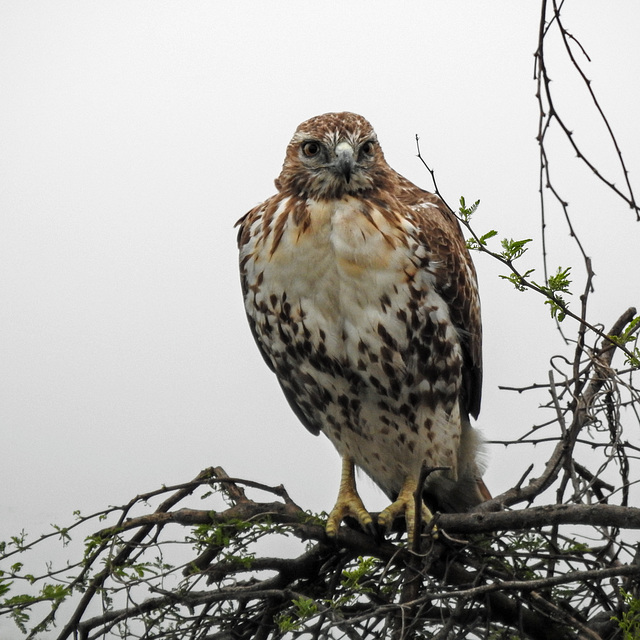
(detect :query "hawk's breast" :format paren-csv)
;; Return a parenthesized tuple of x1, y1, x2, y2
(240, 195, 464, 496)
(255, 197, 423, 361)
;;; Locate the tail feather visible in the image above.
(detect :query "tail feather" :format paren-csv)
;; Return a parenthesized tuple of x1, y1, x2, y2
(423, 473, 490, 514)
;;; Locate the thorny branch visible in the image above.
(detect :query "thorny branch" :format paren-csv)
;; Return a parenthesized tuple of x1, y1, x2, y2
(2, 442, 640, 640)
(479, 308, 638, 513)
(415, 138, 640, 370)
(535, 0, 639, 227)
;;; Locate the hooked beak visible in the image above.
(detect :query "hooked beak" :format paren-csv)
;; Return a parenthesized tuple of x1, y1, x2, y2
(334, 141, 356, 184)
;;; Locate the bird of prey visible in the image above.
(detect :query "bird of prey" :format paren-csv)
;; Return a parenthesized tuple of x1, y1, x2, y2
(236, 112, 489, 543)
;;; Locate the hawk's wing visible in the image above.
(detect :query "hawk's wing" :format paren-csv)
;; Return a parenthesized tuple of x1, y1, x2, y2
(236, 202, 322, 436)
(403, 185, 483, 420)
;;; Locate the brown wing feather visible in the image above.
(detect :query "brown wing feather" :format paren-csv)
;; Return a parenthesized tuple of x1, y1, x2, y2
(395, 177, 482, 419)
(236, 202, 322, 436)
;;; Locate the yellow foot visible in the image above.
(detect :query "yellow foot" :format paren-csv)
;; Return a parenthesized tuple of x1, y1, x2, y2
(378, 476, 434, 545)
(326, 457, 374, 538)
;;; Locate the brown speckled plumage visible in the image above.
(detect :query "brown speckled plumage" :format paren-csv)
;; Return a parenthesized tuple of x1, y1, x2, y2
(237, 112, 488, 534)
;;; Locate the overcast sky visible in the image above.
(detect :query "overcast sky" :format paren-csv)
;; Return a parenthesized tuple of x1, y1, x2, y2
(1, 1, 639, 567)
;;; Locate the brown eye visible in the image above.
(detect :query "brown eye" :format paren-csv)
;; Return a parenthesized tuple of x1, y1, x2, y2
(360, 140, 375, 156)
(302, 141, 321, 157)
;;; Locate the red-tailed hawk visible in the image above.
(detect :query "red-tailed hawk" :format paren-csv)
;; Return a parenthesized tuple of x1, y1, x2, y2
(236, 112, 489, 542)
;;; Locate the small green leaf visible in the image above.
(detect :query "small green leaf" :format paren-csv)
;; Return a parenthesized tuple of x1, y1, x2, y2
(51, 524, 71, 546)
(467, 229, 498, 252)
(500, 237, 533, 261)
(341, 556, 376, 591)
(275, 596, 318, 632)
(533, 267, 572, 322)
(612, 589, 640, 640)
(499, 269, 536, 292)
(608, 316, 640, 367)
(0, 575, 13, 598)
(458, 196, 480, 222)
(480, 229, 498, 243)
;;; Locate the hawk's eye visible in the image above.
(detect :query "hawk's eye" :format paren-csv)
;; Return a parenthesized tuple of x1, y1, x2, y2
(361, 141, 375, 156)
(302, 141, 321, 157)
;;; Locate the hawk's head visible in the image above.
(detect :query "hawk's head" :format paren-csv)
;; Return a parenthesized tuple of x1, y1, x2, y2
(275, 112, 394, 200)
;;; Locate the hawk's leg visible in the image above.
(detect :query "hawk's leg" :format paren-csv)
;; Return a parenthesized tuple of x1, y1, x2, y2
(377, 475, 434, 545)
(326, 457, 374, 538)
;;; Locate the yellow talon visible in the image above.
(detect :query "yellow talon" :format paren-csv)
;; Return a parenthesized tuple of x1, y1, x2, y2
(378, 475, 435, 545)
(326, 457, 374, 537)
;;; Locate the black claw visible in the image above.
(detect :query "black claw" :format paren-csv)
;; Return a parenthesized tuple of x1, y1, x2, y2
(371, 520, 385, 543)
(363, 519, 377, 540)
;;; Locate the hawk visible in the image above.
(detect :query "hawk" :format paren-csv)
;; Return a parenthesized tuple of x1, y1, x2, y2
(236, 112, 489, 542)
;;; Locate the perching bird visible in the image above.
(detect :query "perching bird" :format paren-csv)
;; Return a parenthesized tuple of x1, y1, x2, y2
(236, 112, 489, 542)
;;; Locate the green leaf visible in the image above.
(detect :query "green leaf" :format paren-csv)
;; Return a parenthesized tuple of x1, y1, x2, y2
(533, 267, 572, 322)
(458, 196, 480, 222)
(499, 269, 536, 292)
(480, 229, 498, 243)
(500, 237, 533, 261)
(275, 596, 318, 632)
(546, 266, 572, 293)
(608, 315, 640, 367)
(40, 583, 71, 602)
(10, 531, 27, 551)
(341, 556, 376, 591)
(467, 229, 498, 252)
(292, 596, 318, 619)
(51, 524, 71, 546)
(612, 589, 640, 640)
(0, 575, 13, 598)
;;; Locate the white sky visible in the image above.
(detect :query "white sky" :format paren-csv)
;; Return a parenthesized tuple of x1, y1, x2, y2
(1, 2, 639, 555)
